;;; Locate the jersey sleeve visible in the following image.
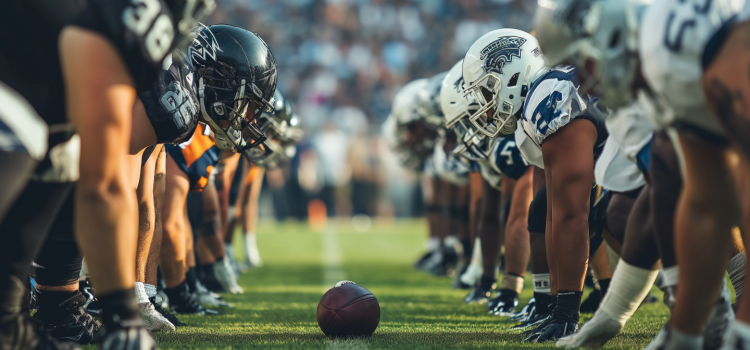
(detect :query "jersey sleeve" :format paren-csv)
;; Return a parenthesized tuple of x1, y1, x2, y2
(521, 66, 587, 147)
(92, 0, 178, 91)
(138, 52, 200, 144)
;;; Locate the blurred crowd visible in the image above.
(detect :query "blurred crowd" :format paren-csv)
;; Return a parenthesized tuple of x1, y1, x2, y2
(208, 0, 538, 220)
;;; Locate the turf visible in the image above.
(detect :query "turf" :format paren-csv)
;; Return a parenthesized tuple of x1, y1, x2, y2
(153, 219, 670, 349)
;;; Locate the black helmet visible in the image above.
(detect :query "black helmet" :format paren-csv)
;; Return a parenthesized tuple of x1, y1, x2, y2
(245, 90, 302, 167)
(189, 24, 278, 152)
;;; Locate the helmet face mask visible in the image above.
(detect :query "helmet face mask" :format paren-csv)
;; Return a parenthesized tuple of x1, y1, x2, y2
(441, 60, 492, 161)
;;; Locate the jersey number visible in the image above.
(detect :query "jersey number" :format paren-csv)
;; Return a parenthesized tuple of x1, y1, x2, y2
(500, 141, 516, 166)
(123, 0, 175, 62)
(530, 91, 563, 135)
(663, 0, 712, 52)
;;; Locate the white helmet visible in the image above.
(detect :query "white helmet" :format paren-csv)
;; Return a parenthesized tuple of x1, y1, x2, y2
(416, 72, 449, 128)
(441, 59, 492, 161)
(534, 0, 652, 109)
(462, 29, 546, 138)
(392, 79, 429, 125)
(382, 113, 424, 171)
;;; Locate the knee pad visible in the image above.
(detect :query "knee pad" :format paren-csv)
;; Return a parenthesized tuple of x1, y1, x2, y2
(527, 185, 547, 234)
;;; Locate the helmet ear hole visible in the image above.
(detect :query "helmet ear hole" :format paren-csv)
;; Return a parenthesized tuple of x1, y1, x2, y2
(507, 73, 520, 87)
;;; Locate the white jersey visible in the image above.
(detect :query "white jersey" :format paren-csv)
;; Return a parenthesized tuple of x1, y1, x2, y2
(475, 158, 504, 190)
(521, 66, 588, 148)
(605, 101, 656, 165)
(595, 138, 646, 192)
(639, 0, 744, 138)
(515, 125, 544, 169)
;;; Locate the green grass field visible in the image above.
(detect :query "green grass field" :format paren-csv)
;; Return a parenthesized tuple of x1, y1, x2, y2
(153, 219, 670, 349)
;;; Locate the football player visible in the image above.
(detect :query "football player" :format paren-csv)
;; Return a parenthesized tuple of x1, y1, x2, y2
(532, 1, 748, 348)
(441, 60, 535, 315)
(459, 29, 609, 341)
(0, 0, 217, 348)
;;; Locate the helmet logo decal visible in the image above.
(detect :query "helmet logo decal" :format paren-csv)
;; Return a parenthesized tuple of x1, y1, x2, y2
(480, 36, 527, 74)
(190, 27, 221, 64)
(453, 75, 465, 92)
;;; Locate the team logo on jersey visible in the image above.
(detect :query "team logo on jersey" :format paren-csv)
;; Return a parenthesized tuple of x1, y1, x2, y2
(453, 75, 465, 92)
(480, 36, 526, 74)
(189, 27, 221, 64)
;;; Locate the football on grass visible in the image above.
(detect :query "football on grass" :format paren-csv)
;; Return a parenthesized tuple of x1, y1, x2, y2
(316, 281, 380, 337)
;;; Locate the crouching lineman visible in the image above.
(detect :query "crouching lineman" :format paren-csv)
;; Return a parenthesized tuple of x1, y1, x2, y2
(0, 0, 221, 348)
(440, 59, 535, 316)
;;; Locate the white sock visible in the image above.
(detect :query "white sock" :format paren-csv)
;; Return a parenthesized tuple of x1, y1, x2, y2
(600, 259, 660, 324)
(664, 265, 679, 288)
(728, 252, 745, 300)
(470, 238, 482, 268)
(533, 273, 551, 294)
(444, 235, 460, 248)
(144, 284, 157, 299)
(134, 282, 150, 304)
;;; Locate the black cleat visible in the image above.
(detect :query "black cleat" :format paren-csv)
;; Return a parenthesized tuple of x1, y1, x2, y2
(150, 297, 185, 327)
(413, 251, 435, 271)
(463, 276, 495, 304)
(1, 275, 81, 350)
(35, 292, 102, 345)
(170, 294, 220, 315)
(78, 279, 100, 316)
(525, 304, 579, 343)
(510, 297, 535, 321)
(489, 289, 519, 316)
(100, 318, 156, 350)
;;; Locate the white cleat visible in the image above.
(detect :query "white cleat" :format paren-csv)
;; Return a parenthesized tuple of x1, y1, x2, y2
(193, 282, 233, 308)
(138, 302, 175, 332)
(214, 259, 244, 294)
(556, 310, 623, 348)
(703, 282, 734, 350)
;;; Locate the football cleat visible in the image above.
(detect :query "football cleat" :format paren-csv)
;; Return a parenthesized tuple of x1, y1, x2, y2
(1, 275, 82, 350)
(458, 264, 483, 288)
(413, 251, 435, 271)
(214, 259, 243, 294)
(138, 302, 175, 332)
(703, 284, 734, 350)
(170, 294, 220, 316)
(556, 309, 623, 348)
(525, 306, 579, 343)
(463, 277, 495, 304)
(643, 324, 701, 350)
(78, 279, 100, 316)
(489, 289, 519, 316)
(193, 282, 232, 308)
(149, 297, 185, 327)
(34, 292, 102, 344)
(510, 297, 534, 321)
(100, 320, 156, 350)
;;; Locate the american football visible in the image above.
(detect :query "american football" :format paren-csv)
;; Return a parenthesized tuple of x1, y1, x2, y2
(1, 0, 748, 349)
(317, 281, 380, 337)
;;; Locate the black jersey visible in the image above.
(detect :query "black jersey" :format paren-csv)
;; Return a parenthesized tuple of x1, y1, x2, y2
(0, 0, 178, 127)
(138, 51, 199, 144)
